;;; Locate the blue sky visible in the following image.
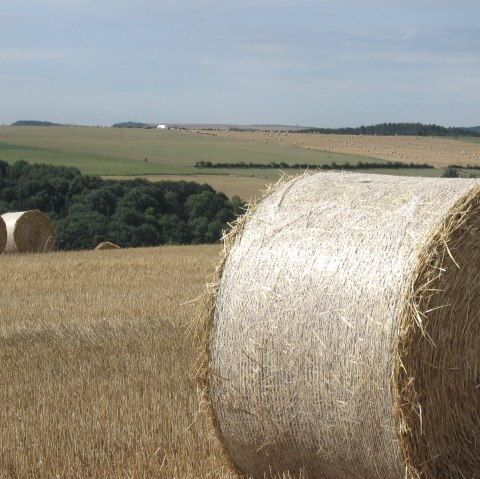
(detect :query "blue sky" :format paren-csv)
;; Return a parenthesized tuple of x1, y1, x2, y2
(1, 0, 479, 127)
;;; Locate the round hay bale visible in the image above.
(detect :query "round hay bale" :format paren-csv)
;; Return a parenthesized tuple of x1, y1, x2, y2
(95, 241, 120, 250)
(2, 210, 56, 254)
(203, 172, 480, 479)
(0, 216, 6, 253)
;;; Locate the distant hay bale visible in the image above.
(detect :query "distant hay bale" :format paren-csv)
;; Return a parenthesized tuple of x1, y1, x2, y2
(95, 241, 120, 250)
(0, 216, 6, 253)
(202, 172, 480, 478)
(2, 211, 56, 254)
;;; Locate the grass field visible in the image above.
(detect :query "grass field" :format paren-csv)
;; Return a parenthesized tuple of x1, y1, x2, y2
(0, 245, 246, 478)
(1, 125, 479, 200)
(462, 136, 480, 145)
(0, 126, 375, 176)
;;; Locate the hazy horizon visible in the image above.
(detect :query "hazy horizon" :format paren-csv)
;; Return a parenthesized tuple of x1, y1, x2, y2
(2, 1, 479, 128)
(5, 120, 480, 130)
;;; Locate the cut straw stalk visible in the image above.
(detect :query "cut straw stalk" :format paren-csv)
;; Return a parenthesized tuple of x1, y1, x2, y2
(203, 172, 480, 479)
(2, 210, 56, 254)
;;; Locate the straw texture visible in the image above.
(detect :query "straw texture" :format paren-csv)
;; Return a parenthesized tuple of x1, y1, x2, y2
(95, 241, 120, 250)
(2, 211, 56, 254)
(206, 172, 480, 479)
(0, 216, 6, 254)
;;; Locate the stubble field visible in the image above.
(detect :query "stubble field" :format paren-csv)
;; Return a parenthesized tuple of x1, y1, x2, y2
(216, 130, 480, 168)
(0, 245, 243, 478)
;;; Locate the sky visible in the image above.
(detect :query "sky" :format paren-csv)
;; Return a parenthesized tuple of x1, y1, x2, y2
(1, 0, 479, 127)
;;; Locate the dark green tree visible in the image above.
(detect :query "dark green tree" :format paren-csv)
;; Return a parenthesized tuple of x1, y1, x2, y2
(442, 167, 459, 178)
(0, 160, 240, 250)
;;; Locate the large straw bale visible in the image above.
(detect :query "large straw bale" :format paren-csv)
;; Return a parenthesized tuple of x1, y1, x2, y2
(203, 172, 480, 479)
(0, 216, 6, 253)
(95, 241, 120, 250)
(2, 210, 56, 254)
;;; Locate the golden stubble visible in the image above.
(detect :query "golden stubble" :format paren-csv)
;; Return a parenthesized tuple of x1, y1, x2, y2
(215, 131, 480, 168)
(0, 245, 241, 478)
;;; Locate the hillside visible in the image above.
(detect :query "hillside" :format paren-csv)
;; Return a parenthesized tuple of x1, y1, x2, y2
(1, 125, 479, 200)
(9, 121, 480, 137)
(11, 120, 62, 127)
(111, 121, 154, 128)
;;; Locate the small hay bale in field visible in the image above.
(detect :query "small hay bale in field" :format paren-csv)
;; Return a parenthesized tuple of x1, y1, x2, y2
(95, 241, 120, 250)
(202, 172, 480, 479)
(0, 216, 6, 253)
(2, 210, 56, 254)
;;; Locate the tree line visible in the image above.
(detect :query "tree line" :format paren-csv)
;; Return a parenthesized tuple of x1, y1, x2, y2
(195, 160, 434, 170)
(296, 123, 479, 137)
(0, 160, 243, 250)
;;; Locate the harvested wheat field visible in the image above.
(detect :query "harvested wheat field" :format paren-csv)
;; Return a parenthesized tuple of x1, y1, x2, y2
(0, 245, 244, 478)
(215, 130, 480, 168)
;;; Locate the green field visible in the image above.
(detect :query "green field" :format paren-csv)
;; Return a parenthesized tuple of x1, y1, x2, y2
(0, 125, 404, 177)
(458, 136, 480, 145)
(1, 126, 473, 189)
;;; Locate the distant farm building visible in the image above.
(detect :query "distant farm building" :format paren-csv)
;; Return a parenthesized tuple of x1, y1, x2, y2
(157, 124, 167, 130)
